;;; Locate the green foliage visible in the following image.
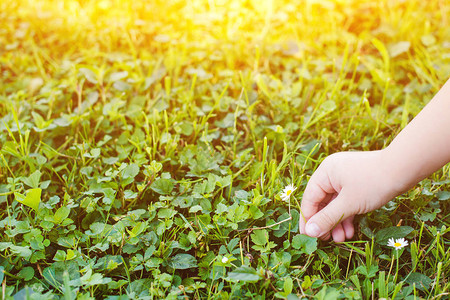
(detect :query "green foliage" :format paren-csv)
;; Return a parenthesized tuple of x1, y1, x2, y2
(0, 0, 449, 299)
(14, 188, 41, 211)
(227, 266, 262, 283)
(292, 234, 318, 255)
(375, 226, 414, 245)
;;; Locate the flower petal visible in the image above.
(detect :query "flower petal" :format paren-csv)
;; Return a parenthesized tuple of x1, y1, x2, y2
(387, 238, 395, 247)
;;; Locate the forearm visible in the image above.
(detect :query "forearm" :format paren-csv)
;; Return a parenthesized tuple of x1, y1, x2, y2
(384, 78, 450, 192)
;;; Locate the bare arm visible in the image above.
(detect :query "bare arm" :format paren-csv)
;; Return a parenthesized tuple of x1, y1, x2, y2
(385, 78, 450, 192)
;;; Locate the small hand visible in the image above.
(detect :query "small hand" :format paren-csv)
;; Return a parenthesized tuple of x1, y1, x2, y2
(299, 150, 401, 242)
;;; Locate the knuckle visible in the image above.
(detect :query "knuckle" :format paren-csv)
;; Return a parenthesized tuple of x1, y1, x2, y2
(319, 211, 336, 229)
(321, 155, 334, 166)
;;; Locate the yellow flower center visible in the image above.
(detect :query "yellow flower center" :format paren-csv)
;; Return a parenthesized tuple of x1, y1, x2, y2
(394, 242, 401, 247)
(286, 190, 292, 196)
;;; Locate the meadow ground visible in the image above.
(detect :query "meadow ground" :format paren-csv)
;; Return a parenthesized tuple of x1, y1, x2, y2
(0, 0, 449, 299)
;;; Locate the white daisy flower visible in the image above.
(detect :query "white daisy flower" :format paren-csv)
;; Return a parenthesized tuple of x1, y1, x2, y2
(280, 184, 297, 202)
(387, 238, 409, 250)
(221, 256, 229, 264)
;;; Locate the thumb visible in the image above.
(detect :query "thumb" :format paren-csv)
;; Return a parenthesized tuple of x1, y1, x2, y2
(304, 192, 354, 238)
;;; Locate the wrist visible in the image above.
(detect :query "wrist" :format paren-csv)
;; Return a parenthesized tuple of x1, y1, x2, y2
(380, 146, 423, 195)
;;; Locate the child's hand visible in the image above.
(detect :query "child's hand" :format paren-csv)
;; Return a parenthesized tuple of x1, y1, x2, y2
(299, 150, 404, 242)
(299, 79, 450, 242)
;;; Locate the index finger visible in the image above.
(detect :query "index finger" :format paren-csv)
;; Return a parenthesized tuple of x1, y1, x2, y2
(299, 165, 336, 235)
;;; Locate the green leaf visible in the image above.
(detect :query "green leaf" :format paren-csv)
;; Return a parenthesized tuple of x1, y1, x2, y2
(13, 287, 36, 299)
(436, 191, 450, 201)
(287, 294, 300, 300)
(127, 279, 152, 296)
(372, 37, 390, 72)
(216, 175, 232, 188)
(322, 100, 336, 112)
(84, 148, 101, 158)
(315, 286, 340, 299)
(375, 226, 414, 245)
(388, 41, 410, 58)
(150, 178, 174, 195)
(66, 249, 77, 260)
(44, 261, 80, 290)
(128, 222, 147, 237)
(103, 156, 119, 165)
(0, 243, 31, 259)
(122, 163, 139, 179)
(274, 209, 300, 237)
(113, 80, 131, 91)
(227, 266, 261, 283)
(142, 161, 163, 177)
(0, 266, 4, 283)
(89, 222, 105, 233)
(256, 74, 271, 98)
(158, 208, 177, 219)
(79, 267, 111, 287)
(168, 254, 198, 270)
(355, 265, 378, 278)
(214, 203, 228, 215)
(178, 122, 194, 136)
(22, 170, 42, 189)
(14, 188, 41, 211)
(18, 266, 35, 281)
(43, 265, 60, 289)
(54, 206, 70, 224)
(251, 229, 268, 246)
(292, 234, 317, 254)
(405, 272, 432, 291)
(108, 71, 128, 82)
(53, 250, 66, 261)
(189, 205, 202, 213)
(284, 277, 293, 294)
(421, 34, 436, 46)
(79, 67, 98, 84)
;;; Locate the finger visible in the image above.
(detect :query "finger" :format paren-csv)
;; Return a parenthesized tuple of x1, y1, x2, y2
(342, 216, 355, 240)
(319, 231, 331, 241)
(304, 189, 356, 238)
(299, 164, 336, 234)
(331, 223, 346, 242)
(299, 188, 332, 235)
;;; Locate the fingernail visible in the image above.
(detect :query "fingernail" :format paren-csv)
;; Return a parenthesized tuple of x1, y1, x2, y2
(305, 222, 321, 237)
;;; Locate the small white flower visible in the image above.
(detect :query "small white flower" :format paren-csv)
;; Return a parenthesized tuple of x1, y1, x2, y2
(387, 238, 409, 250)
(280, 184, 297, 201)
(221, 256, 229, 264)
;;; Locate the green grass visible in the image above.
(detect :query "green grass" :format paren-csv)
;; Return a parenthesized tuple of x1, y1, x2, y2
(0, 0, 449, 299)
